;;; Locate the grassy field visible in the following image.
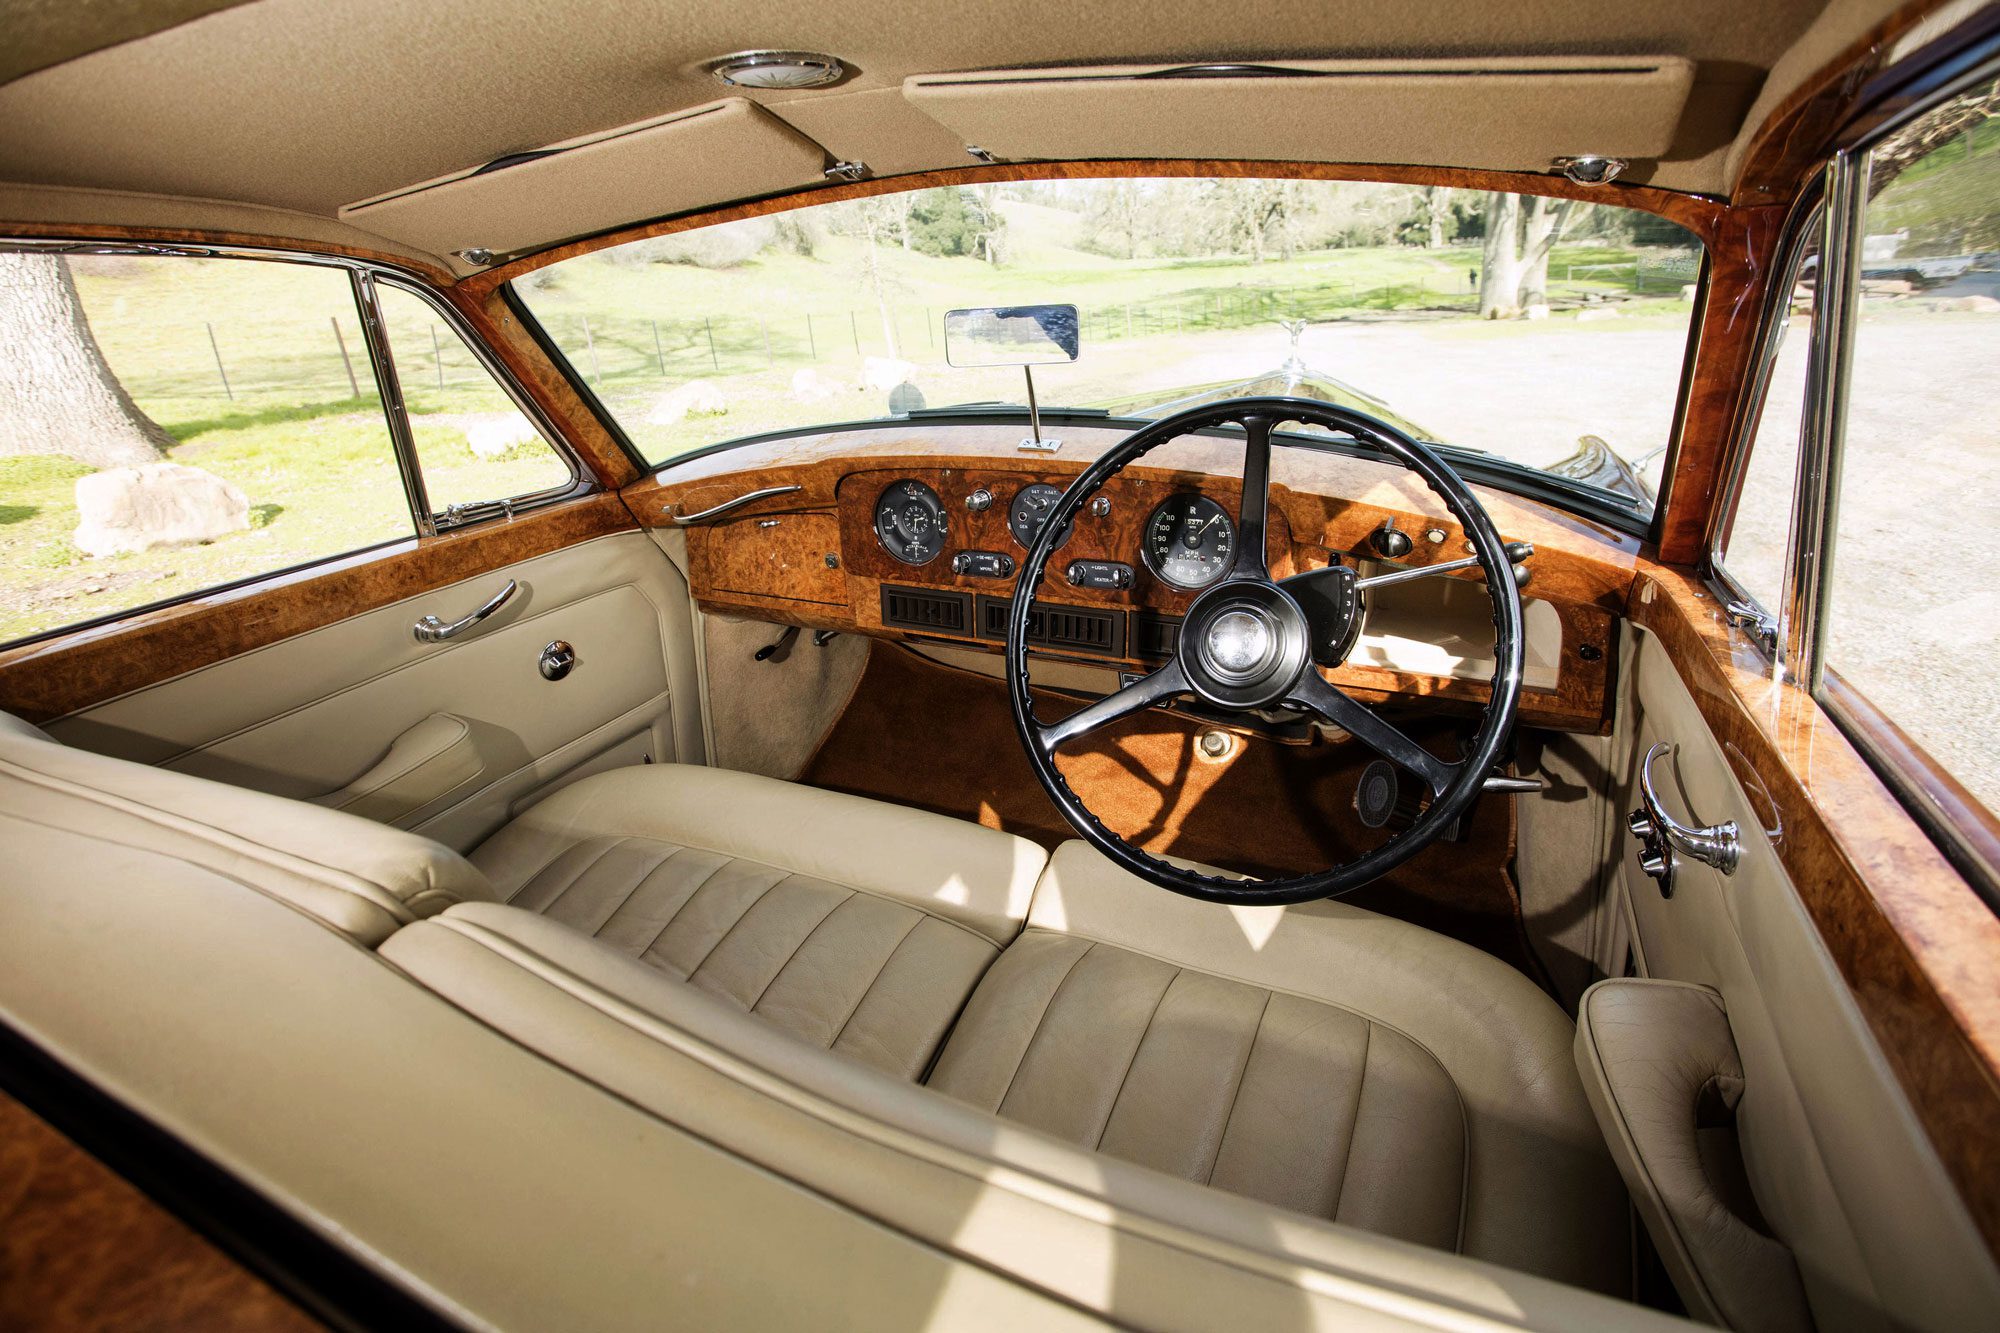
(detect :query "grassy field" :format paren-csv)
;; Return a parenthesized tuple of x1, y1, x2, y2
(2, 197, 1694, 645)
(517, 198, 1693, 462)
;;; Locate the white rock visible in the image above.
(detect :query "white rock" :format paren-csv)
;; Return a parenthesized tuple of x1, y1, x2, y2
(645, 380, 728, 425)
(460, 412, 540, 459)
(860, 356, 916, 393)
(1523, 303, 1550, 321)
(1936, 294, 2000, 313)
(789, 368, 845, 401)
(73, 462, 250, 558)
(1679, 284, 1699, 301)
(1576, 307, 1622, 322)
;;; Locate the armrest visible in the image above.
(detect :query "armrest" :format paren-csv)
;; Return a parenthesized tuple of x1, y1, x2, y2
(312, 713, 483, 825)
(1575, 979, 1812, 1333)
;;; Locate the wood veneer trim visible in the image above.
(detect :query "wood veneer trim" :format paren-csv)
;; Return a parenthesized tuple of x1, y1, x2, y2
(465, 158, 1728, 295)
(1628, 566, 2000, 1256)
(0, 1089, 318, 1331)
(0, 494, 635, 723)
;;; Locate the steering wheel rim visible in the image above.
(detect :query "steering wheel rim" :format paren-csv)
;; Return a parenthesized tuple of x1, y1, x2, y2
(1004, 396, 1524, 904)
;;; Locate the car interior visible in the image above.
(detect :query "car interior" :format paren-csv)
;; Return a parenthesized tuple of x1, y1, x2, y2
(1, 2, 1998, 1330)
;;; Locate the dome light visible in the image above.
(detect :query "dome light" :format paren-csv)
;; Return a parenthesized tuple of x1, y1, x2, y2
(707, 51, 846, 90)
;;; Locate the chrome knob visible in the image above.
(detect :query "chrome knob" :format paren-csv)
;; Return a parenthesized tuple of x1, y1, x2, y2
(539, 640, 576, 681)
(966, 488, 994, 512)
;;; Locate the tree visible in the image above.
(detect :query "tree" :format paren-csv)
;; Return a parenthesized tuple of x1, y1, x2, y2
(0, 253, 172, 468)
(1478, 193, 1524, 318)
(1477, 193, 1573, 317)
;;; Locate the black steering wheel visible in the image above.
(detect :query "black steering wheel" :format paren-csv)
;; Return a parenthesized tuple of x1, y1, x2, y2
(1005, 397, 1524, 904)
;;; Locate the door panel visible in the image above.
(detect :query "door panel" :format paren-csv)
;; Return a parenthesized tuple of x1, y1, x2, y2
(1609, 626, 2000, 1332)
(48, 530, 703, 852)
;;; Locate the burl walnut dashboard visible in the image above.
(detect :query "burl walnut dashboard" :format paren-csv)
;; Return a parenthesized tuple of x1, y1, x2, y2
(629, 424, 1640, 732)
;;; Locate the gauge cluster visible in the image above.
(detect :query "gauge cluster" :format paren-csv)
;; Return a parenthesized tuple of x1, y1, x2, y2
(868, 475, 1245, 600)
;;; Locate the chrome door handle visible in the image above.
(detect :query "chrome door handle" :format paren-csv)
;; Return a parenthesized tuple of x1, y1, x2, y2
(1627, 741, 1741, 896)
(668, 484, 802, 526)
(413, 579, 518, 643)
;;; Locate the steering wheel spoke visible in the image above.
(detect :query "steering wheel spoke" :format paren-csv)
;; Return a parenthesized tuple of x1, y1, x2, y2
(1037, 659, 1190, 753)
(1228, 413, 1275, 580)
(1285, 671, 1459, 796)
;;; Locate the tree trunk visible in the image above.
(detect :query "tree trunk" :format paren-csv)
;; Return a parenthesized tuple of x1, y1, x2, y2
(1478, 193, 1524, 319)
(856, 210, 901, 358)
(1425, 187, 1452, 248)
(0, 253, 173, 468)
(1519, 197, 1573, 309)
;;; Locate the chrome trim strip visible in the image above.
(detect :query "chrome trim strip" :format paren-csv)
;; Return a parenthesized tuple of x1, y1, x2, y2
(351, 268, 435, 536)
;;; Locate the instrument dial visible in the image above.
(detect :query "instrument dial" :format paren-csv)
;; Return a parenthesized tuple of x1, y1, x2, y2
(874, 479, 949, 566)
(1008, 483, 1074, 550)
(1142, 495, 1236, 590)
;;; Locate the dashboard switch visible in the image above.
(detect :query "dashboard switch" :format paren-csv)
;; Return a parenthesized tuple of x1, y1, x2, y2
(953, 550, 1016, 579)
(1066, 560, 1134, 590)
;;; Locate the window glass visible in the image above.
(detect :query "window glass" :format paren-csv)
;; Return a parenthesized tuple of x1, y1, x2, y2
(374, 284, 572, 513)
(1713, 220, 1819, 617)
(1825, 75, 2000, 811)
(515, 179, 1703, 518)
(0, 253, 413, 644)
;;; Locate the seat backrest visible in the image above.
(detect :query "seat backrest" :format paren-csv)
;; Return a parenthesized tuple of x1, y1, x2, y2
(0, 710, 496, 945)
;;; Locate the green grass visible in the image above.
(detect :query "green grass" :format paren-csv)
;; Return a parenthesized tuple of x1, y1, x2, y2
(2, 203, 1694, 645)
(517, 198, 1693, 463)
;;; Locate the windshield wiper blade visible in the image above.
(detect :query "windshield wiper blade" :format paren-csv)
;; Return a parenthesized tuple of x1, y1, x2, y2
(901, 403, 1112, 418)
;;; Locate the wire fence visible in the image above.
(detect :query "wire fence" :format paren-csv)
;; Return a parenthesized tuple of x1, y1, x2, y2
(110, 252, 1702, 405)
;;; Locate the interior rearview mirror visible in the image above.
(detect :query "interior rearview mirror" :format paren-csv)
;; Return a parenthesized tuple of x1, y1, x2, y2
(943, 304, 1081, 368)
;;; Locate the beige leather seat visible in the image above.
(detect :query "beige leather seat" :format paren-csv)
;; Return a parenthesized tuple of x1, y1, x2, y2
(0, 714, 1624, 1293)
(466, 764, 1046, 1079)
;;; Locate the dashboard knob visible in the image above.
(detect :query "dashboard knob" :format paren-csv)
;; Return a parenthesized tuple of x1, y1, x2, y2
(966, 488, 994, 512)
(1089, 496, 1111, 518)
(1371, 520, 1413, 559)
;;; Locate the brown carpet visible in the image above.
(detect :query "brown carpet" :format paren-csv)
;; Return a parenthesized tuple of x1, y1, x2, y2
(799, 646, 1550, 986)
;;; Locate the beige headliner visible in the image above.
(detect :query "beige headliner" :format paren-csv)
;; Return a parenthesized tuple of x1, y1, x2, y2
(0, 0, 1924, 274)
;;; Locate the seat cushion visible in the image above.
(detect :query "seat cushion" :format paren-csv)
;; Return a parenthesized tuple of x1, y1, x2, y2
(469, 763, 1048, 1079)
(926, 841, 1630, 1295)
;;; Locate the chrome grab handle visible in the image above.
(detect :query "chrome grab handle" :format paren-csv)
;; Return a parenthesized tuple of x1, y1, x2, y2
(668, 484, 803, 526)
(1627, 741, 1741, 896)
(413, 579, 517, 643)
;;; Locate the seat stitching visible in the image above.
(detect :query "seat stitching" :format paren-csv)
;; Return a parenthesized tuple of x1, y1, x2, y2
(1327, 1021, 1373, 1221)
(1201, 990, 1273, 1185)
(684, 871, 794, 984)
(993, 942, 1095, 1117)
(748, 889, 857, 1013)
(829, 910, 929, 1049)
(588, 842, 686, 938)
(635, 854, 737, 965)
(1092, 966, 1182, 1150)
(534, 837, 630, 917)
(1017, 926, 1465, 1106)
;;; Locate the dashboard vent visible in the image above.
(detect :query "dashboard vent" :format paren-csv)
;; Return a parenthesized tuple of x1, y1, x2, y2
(977, 596, 1126, 658)
(881, 586, 971, 635)
(1133, 613, 1182, 660)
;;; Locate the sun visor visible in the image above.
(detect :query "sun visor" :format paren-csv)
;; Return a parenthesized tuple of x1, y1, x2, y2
(339, 98, 830, 265)
(904, 57, 1695, 171)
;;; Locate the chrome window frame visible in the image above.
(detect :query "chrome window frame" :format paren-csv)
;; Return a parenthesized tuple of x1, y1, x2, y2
(1701, 177, 1827, 672)
(1806, 55, 2000, 906)
(0, 238, 594, 648)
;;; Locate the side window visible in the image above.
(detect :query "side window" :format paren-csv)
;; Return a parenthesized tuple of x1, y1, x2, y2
(0, 253, 413, 644)
(1822, 75, 2000, 815)
(374, 285, 572, 517)
(1713, 215, 1820, 620)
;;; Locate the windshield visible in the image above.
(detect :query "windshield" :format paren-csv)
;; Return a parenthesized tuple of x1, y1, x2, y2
(515, 178, 1703, 513)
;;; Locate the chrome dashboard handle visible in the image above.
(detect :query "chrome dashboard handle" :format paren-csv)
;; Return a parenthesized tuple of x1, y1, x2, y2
(1627, 741, 1741, 896)
(413, 579, 518, 643)
(669, 484, 803, 526)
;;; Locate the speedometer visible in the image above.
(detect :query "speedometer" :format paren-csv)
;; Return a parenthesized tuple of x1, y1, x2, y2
(1143, 495, 1235, 590)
